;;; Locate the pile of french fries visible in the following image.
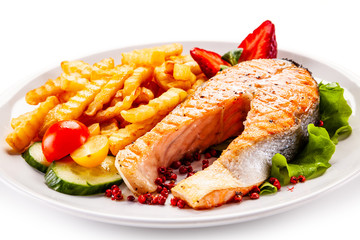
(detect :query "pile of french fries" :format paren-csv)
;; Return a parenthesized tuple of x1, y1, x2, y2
(6, 43, 209, 156)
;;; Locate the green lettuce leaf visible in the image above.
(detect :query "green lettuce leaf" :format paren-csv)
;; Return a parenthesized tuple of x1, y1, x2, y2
(260, 181, 278, 195)
(221, 48, 243, 66)
(318, 82, 352, 144)
(270, 124, 335, 185)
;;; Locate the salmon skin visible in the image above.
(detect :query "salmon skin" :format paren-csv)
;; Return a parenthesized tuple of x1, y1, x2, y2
(115, 59, 319, 208)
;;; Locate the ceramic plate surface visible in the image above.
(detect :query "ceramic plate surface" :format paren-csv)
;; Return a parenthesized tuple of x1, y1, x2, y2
(1, 42, 360, 228)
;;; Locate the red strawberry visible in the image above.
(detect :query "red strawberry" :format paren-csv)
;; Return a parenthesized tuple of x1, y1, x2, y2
(238, 20, 277, 61)
(190, 47, 231, 79)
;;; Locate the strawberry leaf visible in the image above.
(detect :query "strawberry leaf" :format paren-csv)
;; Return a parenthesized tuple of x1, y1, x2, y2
(221, 48, 243, 66)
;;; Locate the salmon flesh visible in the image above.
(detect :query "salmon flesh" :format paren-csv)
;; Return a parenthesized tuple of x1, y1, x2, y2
(115, 59, 319, 209)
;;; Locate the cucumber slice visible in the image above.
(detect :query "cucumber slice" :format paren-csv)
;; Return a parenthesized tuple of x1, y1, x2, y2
(44, 156, 122, 195)
(22, 142, 51, 173)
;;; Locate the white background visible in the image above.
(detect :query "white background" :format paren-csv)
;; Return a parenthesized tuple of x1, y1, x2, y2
(1, 0, 359, 239)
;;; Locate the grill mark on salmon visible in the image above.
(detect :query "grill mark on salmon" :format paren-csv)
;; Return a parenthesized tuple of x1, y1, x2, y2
(115, 59, 319, 208)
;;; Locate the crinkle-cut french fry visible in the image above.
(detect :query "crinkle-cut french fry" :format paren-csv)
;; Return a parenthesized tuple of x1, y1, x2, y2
(109, 89, 124, 106)
(168, 80, 192, 90)
(154, 64, 192, 91)
(165, 55, 193, 73)
(121, 43, 183, 68)
(85, 65, 134, 116)
(122, 67, 153, 97)
(6, 96, 59, 152)
(110, 96, 123, 107)
(185, 61, 202, 75)
(57, 91, 77, 103)
(25, 77, 63, 105)
(173, 63, 196, 84)
(88, 123, 100, 136)
(61, 60, 92, 79)
(114, 89, 123, 98)
(83, 87, 141, 124)
(108, 114, 164, 155)
(38, 104, 62, 137)
(93, 58, 114, 70)
(60, 73, 89, 91)
(143, 80, 162, 98)
(157, 43, 183, 57)
(165, 55, 202, 75)
(91, 67, 114, 81)
(154, 64, 175, 90)
(134, 87, 154, 105)
(40, 79, 108, 134)
(168, 54, 193, 63)
(122, 49, 165, 67)
(100, 119, 119, 137)
(121, 88, 187, 123)
(10, 112, 32, 129)
(56, 79, 108, 120)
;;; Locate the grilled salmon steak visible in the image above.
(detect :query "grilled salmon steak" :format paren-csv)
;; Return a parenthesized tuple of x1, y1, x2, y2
(115, 59, 319, 209)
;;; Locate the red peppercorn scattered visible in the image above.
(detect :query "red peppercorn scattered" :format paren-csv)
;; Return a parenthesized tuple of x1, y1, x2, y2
(170, 161, 181, 169)
(186, 172, 195, 178)
(316, 120, 324, 127)
(105, 185, 124, 200)
(170, 197, 179, 206)
(183, 160, 191, 166)
(158, 166, 166, 174)
(298, 175, 306, 183)
(186, 165, 193, 173)
(290, 176, 298, 184)
(112, 192, 123, 201)
(160, 187, 169, 197)
(177, 199, 186, 208)
(193, 152, 201, 161)
(185, 152, 193, 160)
(250, 192, 260, 199)
(233, 194, 243, 203)
(156, 185, 163, 193)
(250, 185, 260, 194)
(209, 149, 218, 157)
(273, 181, 281, 190)
(154, 177, 163, 185)
(164, 168, 173, 179)
(163, 181, 176, 190)
(169, 173, 177, 181)
(127, 195, 135, 201)
(157, 195, 167, 205)
(204, 152, 212, 159)
(202, 159, 210, 169)
(202, 159, 209, 165)
(269, 177, 281, 190)
(179, 166, 188, 174)
(145, 193, 154, 204)
(152, 195, 159, 205)
(105, 189, 112, 197)
(138, 194, 147, 204)
(112, 188, 119, 196)
(161, 176, 167, 183)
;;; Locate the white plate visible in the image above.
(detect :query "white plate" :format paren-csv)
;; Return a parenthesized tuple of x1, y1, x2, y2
(1, 41, 360, 228)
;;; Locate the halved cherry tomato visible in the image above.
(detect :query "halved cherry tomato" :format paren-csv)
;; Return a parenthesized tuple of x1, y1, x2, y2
(42, 120, 89, 162)
(70, 135, 109, 168)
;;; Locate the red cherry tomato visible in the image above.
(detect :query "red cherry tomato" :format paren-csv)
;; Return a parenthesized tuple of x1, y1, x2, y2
(42, 120, 89, 162)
